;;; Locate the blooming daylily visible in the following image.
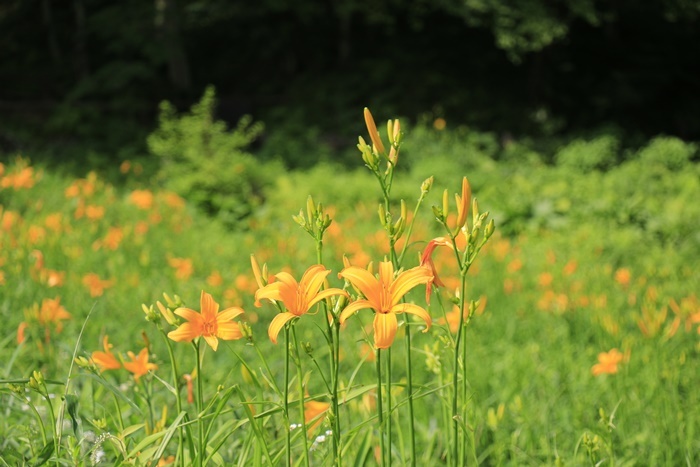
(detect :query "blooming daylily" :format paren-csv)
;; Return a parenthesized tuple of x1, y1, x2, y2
(305, 399, 331, 436)
(167, 291, 244, 351)
(255, 265, 348, 344)
(37, 297, 71, 332)
(591, 348, 625, 376)
(91, 335, 122, 372)
(123, 348, 158, 380)
(419, 237, 454, 304)
(339, 261, 433, 349)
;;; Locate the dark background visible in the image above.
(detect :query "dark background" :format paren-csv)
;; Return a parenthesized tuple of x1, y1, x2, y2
(1, 0, 699, 166)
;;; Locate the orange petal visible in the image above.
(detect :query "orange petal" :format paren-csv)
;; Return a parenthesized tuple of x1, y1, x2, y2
(217, 321, 242, 341)
(174, 307, 202, 323)
(255, 282, 285, 306)
(217, 306, 244, 322)
(373, 312, 398, 349)
(339, 299, 372, 323)
(200, 291, 219, 322)
(391, 303, 432, 331)
(391, 267, 433, 306)
(167, 323, 198, 343)
(307, 288, 348, 311)
(339, 267, 380, 306)
(268, 312, 297, 344)
(203, 335, 219, 351)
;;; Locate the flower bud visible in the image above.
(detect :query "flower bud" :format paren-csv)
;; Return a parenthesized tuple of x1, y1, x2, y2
(364, 108, 386, 155)
(156, 301, 178, 326)
(484, 219, 495, 239)
(421, 176, 434, 194)
(442, 189, 449, 219)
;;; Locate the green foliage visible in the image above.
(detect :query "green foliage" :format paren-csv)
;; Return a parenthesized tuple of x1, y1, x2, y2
(555, 134, 620, 172)
(636, 136, 697, 171)
(148, 86, 278, 228)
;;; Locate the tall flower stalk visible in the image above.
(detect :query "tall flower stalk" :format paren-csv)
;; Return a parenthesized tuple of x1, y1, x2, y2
(424, 177, 495, 464)
(293, 196, 345, 465)
(255, 264, 347, 466)
(356, 107, 433, 465)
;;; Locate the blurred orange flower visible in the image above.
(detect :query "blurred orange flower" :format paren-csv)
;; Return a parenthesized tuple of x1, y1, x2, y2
(591, 348, 625, 376)
(91, 335, 122, 372)
(167, 291, 244, 351)
(38, 297, 71, 332)
(614, 268, 631, 288)
(168, 257, 193, 280)
(82, 273, 114, 297)
(85, 204, 105, 221)
(129, 190, 154, 210)
(207, 270, 223, 287)
(124, 348, 158, 380)
(304, 399, 331, 436)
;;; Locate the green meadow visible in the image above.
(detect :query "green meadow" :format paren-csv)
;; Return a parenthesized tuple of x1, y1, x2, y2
(1, 106, 699, 466)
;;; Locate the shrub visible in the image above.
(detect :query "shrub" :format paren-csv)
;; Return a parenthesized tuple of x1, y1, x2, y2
(555, 134, 619, 172)
(636, 136, 696, 171)
(147, 85, 278, 228)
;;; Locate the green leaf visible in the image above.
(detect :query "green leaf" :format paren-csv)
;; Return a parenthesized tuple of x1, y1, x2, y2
(29, 439, 54, 466)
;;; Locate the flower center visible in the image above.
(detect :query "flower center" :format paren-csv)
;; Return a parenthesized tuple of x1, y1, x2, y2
(202, 319, 217, 336)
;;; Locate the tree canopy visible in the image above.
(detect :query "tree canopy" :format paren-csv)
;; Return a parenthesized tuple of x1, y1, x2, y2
(1, 0, 698, 158)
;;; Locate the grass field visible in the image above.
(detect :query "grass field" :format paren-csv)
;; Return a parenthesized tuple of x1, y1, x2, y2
(1, 114, 699, 466)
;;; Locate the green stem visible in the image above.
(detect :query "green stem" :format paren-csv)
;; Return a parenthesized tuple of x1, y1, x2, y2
(404, 324, 416, 466)
(448, 233, 467, 466)
(332, 319, 342, 466)
(292, 326, 310, 467)
(39, 383, 59, 465)
(376, 348, 386, 467)
(284, 327, 291, 467)
(12, 392, 47, 446)
(194, 341, 205, 467)
(316, 237, 342, 466)
(162, 330, 184, 464)
(386, 346, 392, 466)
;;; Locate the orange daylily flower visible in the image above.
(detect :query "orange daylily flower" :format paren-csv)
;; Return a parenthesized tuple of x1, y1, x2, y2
(419, 237, 453, 304)
(255, 265, 348, 344)
(123, 348, 158, 380)
(17, 322, 27, 344)
(591, 348, 625, 376)
(304, 399, 331, 436)
(38, 297, 71, 332)
(168, 257, 193, 280)
(91, 335, 122, 372)
(339, 261, 433, 349)
(82, 273, 114, 297)
(167, 291, 244, 351)
(129, 189, 155, 210)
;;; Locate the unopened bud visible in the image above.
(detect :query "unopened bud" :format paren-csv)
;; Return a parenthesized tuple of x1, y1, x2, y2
(364, 108, 386, 155)
(421, 176, 434, 194)
(292, 210, 306, 227)
(156, 301, 178, 326)
(442, 189, 449, 219)
(240, 322, 253, 341)
(142, 303, 159, 323)
(306, 196, 316, 223)
(378, 204, 387, 228)
(74, 356, 92, 368)
(484, 219, 495, 239)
